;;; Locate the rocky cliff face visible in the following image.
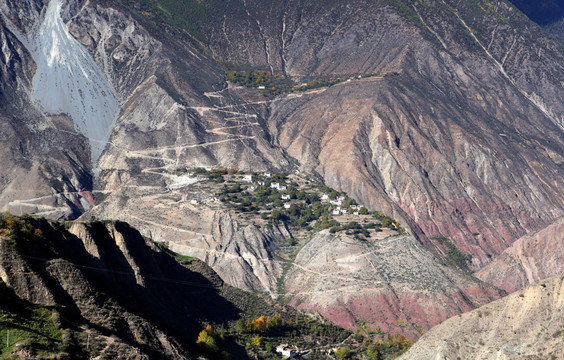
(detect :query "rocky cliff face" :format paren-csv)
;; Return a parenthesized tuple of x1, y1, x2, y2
(0, 216, 377, 359)
(399, 275, 564, 359)
(268, 73, 564, 267)
(476, 216, 564, 293)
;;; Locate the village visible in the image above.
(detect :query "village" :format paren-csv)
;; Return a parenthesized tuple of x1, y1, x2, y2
(180, 168, 405, 242)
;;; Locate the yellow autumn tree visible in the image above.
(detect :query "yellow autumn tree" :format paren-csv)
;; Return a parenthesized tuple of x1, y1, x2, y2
(251, 335, 261, 347)
(197, 326, 219, 353)
(269, 314, 282, 328)
(334, 347, 351, 359)
(384, 333, 411, 351)
(252, 315, 267, 332)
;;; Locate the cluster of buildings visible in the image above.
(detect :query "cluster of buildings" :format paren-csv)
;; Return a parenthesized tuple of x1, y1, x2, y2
(189, 171, 368, 217)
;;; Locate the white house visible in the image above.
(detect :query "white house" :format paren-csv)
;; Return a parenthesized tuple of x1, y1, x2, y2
(321, 194, 329, 200)
(190, 199, 200, 205)
(271, 183, 287, 191)
(262, 172, 272, 177)
(281, 194, 291, 200)
(276, 344, 299, 359)
(284, 203, 291, 209)
(242, 175, 253, 183)
(258, 85, 265, 89)
(332, 209, 340, 215)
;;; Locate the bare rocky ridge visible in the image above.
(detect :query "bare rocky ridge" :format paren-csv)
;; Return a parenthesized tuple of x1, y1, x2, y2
(284, 231, 502, 340)
(476, 216, 564, 293)
(0, 217, 279, 359)
(86, 172, 285, 295)
(398, 275, 564, 359)
(0, 219, 215, 359)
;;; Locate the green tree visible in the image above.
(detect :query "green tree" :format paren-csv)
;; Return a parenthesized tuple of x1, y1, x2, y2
(334, 346, 351, 359)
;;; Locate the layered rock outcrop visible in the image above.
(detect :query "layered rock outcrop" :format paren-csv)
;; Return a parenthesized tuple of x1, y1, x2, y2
(0, 219, 233, 359)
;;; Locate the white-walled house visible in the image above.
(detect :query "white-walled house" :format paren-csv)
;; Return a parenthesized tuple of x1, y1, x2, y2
(276, 344, 299, 358)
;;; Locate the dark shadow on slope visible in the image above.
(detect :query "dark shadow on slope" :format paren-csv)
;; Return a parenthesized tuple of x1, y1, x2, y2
(11, 218, 247, 358)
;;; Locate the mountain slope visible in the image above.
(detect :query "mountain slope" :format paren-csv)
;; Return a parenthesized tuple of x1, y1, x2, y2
(125, 0, 564, 266)
(0, 0, 563, 343)
(476, 216, 564, 293)
(0, 214, 369, 359)
(1, 0, 562, 260)
(398, 275, 564, 359)
(283, 231, 501, 340)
